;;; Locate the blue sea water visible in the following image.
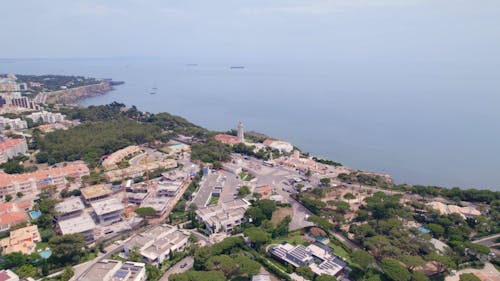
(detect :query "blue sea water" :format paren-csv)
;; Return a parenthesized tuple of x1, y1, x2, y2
(1, 58, 499, 190)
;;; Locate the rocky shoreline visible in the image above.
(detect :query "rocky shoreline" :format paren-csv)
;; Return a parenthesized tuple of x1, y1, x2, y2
(44, 79, 124, 104)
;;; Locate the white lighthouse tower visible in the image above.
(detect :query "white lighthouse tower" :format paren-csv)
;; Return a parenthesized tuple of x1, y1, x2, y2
(237, 121, 245, 143)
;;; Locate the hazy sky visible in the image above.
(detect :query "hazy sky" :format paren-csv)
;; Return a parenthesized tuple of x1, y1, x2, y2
(2, 0, 500, 62)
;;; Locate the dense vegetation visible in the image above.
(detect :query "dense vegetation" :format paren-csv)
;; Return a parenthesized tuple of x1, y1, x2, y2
(16, 74, 101, 92)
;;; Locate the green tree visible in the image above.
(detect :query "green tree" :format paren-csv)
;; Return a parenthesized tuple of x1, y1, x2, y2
(245, 207, 266, 226)
(296, 266, 315, 280)
(146, 264, 162, 280)
(426, 223, 444, 238)
(256, 199, 277, 219)
(60, 266, 75, 281)
(400, 255, 425, 271)
(235, 255, 260, 277)
(15, 264, 38, 278)
(351, 250, 374, 270)
(194, 246, 212, 270)
(244, 227, 271, 249)
(238, 185, 251, 197)
(273, 215, 292, 238)
(206, 255, 237, 277)
(48, 234, 86, 264)
(16, 191, 23, 198)
(36, 152, 49, 163)
(320, 177, 331, 187)
(381, 258, 411, 281)
(344, 192, 356, 200)
(4, 194, 12, 202)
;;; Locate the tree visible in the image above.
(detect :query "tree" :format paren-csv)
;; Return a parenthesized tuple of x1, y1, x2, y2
(15, 264, 38, 278)
(135, 207, 157, 218)
(256, 199, 277, 219)
(36, 152, 49, 163)
(48, 234, 86, 264)
(245, 207, 266, 226)
(297, 266, 315, 280)
(244, 227, 270, 249)
(351, 250, 374, 270)
(194, 247, 212, 270)
(273, 215, 292, 238)
(459, 273, 481, 281)
(400, 255, 425, 271)
(381, 258, 411, 281)
(4, 194, 12, 202)
(238, 185, 251, 197)
(16, 191, 23, 198)
(426, 223, 444, 238)
(344, 193, 356, 200)
(320, 177, 331, 187)
(206, 255, 237, 277)
(316, 275, 337, 281)
(1, 160, 24, 174)
(146, 264, 162, 280)
(60, 266, 75, 281)
(235, 255, 260, 277)
(212, 161, 222, 170)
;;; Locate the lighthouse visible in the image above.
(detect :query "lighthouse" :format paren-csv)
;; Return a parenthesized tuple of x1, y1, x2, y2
(237, 121, 245, 143)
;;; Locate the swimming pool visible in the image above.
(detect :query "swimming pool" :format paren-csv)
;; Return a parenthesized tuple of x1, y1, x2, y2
(40, 249, 52, 259)
(29, 210, 42, 220)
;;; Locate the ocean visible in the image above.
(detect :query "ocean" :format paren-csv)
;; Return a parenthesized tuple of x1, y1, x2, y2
(1, 58, 499, 190)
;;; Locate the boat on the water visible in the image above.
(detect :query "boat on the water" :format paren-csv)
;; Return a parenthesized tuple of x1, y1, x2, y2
(230, 66, 245, 69)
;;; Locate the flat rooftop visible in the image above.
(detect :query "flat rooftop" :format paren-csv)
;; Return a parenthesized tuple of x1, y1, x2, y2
(90, 198, 124, 216)
(140, 197, 169, 212)
(55, 197, 85, 214)
(81, 184, 112, 200)
(58, 212, 96, 234)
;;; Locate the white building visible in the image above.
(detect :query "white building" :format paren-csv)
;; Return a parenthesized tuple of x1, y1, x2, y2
(27, 111, 65, 124)
(263, 139, 294, 153)
(196, 199, 250, 233)
(124, 224, 189, 266)
(0, 117, 27, 131)
(77, 259, 146, 281)
(55, 197, 85, 220)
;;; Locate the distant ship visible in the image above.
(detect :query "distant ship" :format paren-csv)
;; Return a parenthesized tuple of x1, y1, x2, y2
(230, 66, 245, 69)
(186, 64, 198, 66)
(150, 84, 157, 95)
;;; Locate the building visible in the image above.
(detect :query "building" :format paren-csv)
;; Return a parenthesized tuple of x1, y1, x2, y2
(269, 242, 347, 277)
(27, 111, 65, 124)
(196, 199, 250, 233)
(0, 138, 28, 163)
(81, 184, 112, 204)
(58, 211, 96, 242)
(0, 201, 32, 232)
(0, 117, 27, 131)
(214, 134, 241, 145)
(263, 139, 294, 153)
(124, 224, 189, 265)
(10, 97, 40, 110)
(76, 259, 146, 281)
(157, 179, 183, 197)
(140, 197, 169, 217)
(237, 121, 245, 143)
(103, 160, 177, 183)
(90, 198, 124, 225)
(0, 269, 19, 281)
(0, 225, 40, 255)
(127, 192, 148, 205)
(55, 197, 85, 220)
(102, 146, 142, 170)
(0, 163, 89, 200)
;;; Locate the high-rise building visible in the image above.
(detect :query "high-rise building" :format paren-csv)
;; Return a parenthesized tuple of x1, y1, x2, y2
(237, 121, 244, 143)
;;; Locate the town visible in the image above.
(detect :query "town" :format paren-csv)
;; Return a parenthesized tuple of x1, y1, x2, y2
(0, 73, 498, 281)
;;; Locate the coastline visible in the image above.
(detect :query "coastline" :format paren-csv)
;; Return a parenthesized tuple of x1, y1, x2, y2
(41, 79, 124, 104)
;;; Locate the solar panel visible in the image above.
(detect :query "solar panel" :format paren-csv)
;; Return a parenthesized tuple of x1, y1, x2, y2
(114, 270, 128, 279)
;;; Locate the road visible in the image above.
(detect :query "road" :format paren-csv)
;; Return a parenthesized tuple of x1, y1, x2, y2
(70, 243, 124, 281)
(159, 257, 194, 281)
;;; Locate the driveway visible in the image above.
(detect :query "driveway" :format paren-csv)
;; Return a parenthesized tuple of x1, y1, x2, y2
(159, 256, 194, 281)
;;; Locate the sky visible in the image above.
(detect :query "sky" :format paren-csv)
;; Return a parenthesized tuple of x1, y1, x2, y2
(1, 0, 500, 62)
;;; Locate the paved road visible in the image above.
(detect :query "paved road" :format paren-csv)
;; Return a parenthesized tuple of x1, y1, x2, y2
(159, 257, 194, 281)
(472, 233, 500, 246)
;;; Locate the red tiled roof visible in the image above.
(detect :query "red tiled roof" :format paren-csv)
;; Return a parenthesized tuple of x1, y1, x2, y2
(0, 164, 89, 186)
(0, 138, 24, 152)
(214, 134, 240, 145)
(0, 211, 28, 228)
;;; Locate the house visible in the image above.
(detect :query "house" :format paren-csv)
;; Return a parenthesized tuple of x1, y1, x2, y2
(0, 201, 32, 232)
(103, 160, 177, 182)
(0, 269, 19, 281)
(428, 201, 481, 219)
(58, 211, 96, 242)
(269, 242, 347, 277)
(90, 198, 124, 225)
(0, 225, 40, 255)
(124, 224, 189, 266)
(76, 259, 146, 281)
(263, 139, 294, 153)
(196, 199, 250, 233)
(102, 146, 142, 171)
(0, 138, 28, 164)
(81, 184, 112, 204)
(140, 197, 169, 217)
(214, 134, 241, 145)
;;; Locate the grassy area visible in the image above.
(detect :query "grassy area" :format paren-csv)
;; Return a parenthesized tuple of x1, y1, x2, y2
(209, 195, 219, 205)
(271, 232, 305, 246)
(271, 207, 293, 225)
(239, 172, 255, 181)
(36, 242, 49, 251)
(328, 242, 351, 262)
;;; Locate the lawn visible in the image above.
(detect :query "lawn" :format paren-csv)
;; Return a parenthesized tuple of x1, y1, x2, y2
(328, 242, 351, 262)
(239, 172, 254, 181)
(271, 231, 305, 246)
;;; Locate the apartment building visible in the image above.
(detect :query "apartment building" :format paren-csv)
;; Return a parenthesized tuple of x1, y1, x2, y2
(27, 111, 65, 124)
(0, 225, 40, 255)
(90, 198, 124, 225)
(0, 137, 28, 163)
(0, 117, 27, 131)
(77, 259, 146, 281)
(196, 199, 250, 233)
(102, 145, 141, 170)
